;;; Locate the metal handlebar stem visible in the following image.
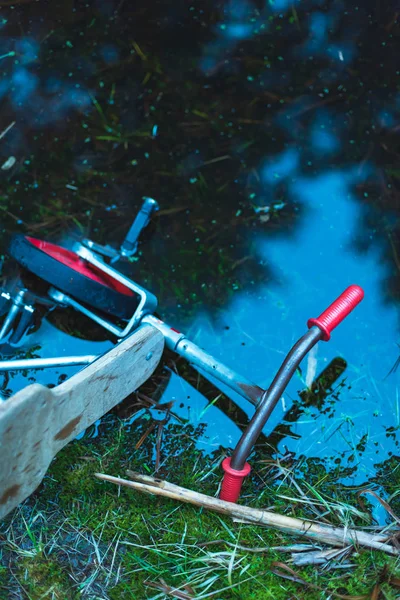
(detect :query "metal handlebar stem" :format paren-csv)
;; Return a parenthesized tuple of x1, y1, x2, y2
(119, 197, 159, 259)
(219, 285, 365, 503)
(142, 314, 264, 406)
(80, 197, 159, 262)
(230, 326, 323, 470)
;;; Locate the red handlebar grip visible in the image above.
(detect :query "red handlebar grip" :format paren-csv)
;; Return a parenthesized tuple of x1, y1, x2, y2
(307, 285, 364, 341)
(219, 458, 251, 503)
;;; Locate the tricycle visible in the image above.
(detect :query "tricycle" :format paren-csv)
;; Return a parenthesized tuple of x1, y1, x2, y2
(0, 198, 364, 518)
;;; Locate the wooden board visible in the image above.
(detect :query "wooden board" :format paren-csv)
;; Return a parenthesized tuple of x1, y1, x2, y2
(0, 324, 164, 520)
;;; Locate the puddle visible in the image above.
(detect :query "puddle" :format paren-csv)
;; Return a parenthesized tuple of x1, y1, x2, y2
(0, 1, 399, 492)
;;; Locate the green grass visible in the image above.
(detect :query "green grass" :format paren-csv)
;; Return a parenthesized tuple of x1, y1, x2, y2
(1, 409, 399, 600)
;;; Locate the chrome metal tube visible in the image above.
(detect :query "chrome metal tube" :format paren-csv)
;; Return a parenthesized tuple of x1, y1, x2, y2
(75, 246, 158, 336)
(0, 355, 97, 371)
(120, 197, 159, 257)
(0, 290, 26, 340)
(143, 314, 263, 406)
(48, 289, 123, 337)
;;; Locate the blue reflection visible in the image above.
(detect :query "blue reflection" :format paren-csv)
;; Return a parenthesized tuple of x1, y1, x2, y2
(378, 111, 395, 128)
(310, 123, 339, 154)
(296, 6, 356, 66)
(15, 38, 39, 65)
(188, 166, 399, 484)
(200, 0, 355, 75)
(0, 32, 93, 127)
(200, 0, 266, 74)
(262, 148, 299, 183)
(309, 12, 330, 45)
(268, 0, 300, 11)
(100, 44, 120, 64)
(11, 68, 38, 106)
(219, 23, 253, 40)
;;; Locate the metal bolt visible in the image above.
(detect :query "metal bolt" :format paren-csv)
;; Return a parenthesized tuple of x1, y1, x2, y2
(145, 352, 153, 361)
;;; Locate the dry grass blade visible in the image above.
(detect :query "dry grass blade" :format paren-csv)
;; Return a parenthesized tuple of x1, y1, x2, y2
(155, 206, 188, 217)
(198, 539, 316, 554)
(370, 582, 380, 600)
(134, 422, 156, 450)
(95, 472, 400, 556)
(145, 578, 195, 599)
(0, 121, 15, 140)
(358, 489, 400, 525)
(155, 414, 168, 472)
(291, 546, 352, 567)
(370, 565, 400, 599)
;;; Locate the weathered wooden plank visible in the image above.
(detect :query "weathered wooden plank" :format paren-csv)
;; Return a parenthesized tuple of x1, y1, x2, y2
(0, 324, 164, 519)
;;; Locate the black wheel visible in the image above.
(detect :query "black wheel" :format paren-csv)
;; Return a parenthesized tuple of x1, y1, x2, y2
(8, 234, 137, 319)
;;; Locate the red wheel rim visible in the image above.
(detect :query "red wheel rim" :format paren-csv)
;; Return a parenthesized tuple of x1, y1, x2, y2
(26, 237, 134, 297)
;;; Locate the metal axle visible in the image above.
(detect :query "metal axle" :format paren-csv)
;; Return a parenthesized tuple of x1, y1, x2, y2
(0, 355, 97, 371)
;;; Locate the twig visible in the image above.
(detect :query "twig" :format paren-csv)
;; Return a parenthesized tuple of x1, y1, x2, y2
(154, 406, 170, 472)
(94, 471, 399, 557)
(358, 489, 400, 525)
(134, 422, 156, 450)
(198, 539, 316, 554)
(0, 122, 15, 141)
(0, 206, 25, 224)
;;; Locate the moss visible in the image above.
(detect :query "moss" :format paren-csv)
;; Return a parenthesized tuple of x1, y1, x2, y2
(2, 414, 399, 599)
(0, 566, 11, 600)
(372, 456, 400, 513)
(18, 554, 76, 600)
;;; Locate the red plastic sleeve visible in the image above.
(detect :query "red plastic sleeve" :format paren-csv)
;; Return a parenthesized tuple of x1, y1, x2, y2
(307, 285, 364, 341)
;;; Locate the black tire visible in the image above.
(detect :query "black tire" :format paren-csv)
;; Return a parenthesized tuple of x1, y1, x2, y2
(8, 234, 137, 319)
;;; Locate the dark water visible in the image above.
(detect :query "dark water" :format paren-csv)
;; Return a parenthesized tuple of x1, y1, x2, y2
(0, 1, 399, 492)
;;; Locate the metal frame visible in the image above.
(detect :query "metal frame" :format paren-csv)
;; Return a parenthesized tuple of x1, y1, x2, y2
(0, 290, 34, 344)
(230, 326, 323, 469)
(0, 197, 160, 347)
(142, 314, 263, 406)
(0, 197, 364, 489)
(0, 197, 265, 408)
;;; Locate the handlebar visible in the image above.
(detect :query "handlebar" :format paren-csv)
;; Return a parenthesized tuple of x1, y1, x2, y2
(307, 285, 364, 341)
(220, 285, 365, 502)
(120, 197, 159, 258)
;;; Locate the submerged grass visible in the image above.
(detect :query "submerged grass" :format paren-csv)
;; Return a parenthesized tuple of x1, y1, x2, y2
(1, 405, 399, 600)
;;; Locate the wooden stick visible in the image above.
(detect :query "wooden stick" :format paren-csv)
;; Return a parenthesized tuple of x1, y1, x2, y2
(95, 471, 399, 557)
